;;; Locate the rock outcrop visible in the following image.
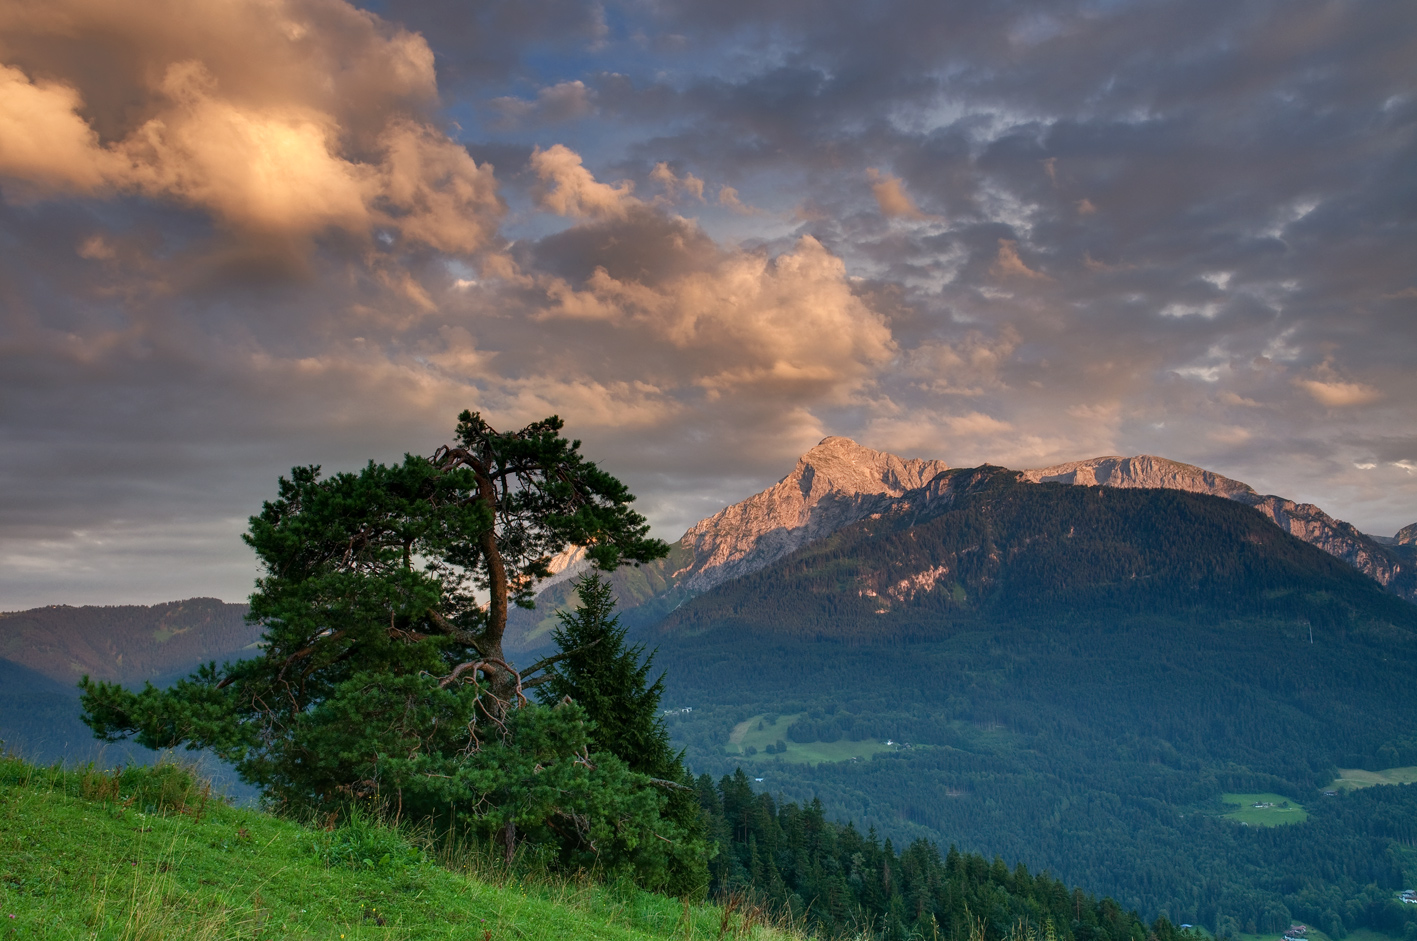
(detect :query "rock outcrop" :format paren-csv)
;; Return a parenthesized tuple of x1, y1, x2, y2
(676, 436, 950, 594)
(1020, 455, 1257, 500)
(1398, 522, 1417, 546)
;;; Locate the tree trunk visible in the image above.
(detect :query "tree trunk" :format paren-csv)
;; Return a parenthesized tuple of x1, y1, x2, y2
(499, 818, 516, 867)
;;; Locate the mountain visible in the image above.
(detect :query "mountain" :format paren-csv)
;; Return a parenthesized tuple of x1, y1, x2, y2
(506, 436, 951, 652)
(0, 599, 260, 789)
(509, 442, 1414, 656)
(1398, 522, 1417, 545)
(1021, 455, 1416, 601)
(675, 436, 953, 595)
(0, 597, 258, 686)
(645, 469, 1417, 935)
(654, 465, 1417, 641)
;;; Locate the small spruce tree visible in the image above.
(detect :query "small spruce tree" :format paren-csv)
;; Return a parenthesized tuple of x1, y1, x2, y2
(538, 572, 710, 893)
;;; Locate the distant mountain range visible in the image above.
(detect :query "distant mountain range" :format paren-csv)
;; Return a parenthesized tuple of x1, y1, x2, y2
(0, 599, 256, 782)
(0, 597, 257, 687)
(507, 438, 1416, 654)
(640, 461, 1417, 934)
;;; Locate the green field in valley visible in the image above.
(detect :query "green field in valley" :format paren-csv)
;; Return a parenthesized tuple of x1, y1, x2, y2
(725, 713, 895, 765)
(1326, 767, 1417, 792)
(1220, 793, 1309, 827)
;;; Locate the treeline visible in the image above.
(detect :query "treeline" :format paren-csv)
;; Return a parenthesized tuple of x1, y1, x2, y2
(695, 767, 1182, 941)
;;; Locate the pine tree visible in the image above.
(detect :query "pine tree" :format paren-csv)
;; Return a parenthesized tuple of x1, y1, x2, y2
(77, 411, 703, 889)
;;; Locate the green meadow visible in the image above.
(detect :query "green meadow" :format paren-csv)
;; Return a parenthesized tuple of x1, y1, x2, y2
(725, 713, 895, 765)
(1326, 767, 1417, 792)
(0, 756, 797, 941)
(1220, 793, 1309, 827)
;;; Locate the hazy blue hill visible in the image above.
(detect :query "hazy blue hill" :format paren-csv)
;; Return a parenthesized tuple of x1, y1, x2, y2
(644, 471, 1417, 936)
(0, 601, 259, 796)
(0, 598, 257, 686)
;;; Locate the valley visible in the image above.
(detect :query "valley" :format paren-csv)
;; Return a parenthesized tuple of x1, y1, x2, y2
(5, 438, 1416, 940)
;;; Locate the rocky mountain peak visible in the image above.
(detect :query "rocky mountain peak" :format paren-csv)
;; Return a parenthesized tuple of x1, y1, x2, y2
(1020, 454, 1256, 500)
(677, 438, 950, 593)
(1398, 522, 1417, 546)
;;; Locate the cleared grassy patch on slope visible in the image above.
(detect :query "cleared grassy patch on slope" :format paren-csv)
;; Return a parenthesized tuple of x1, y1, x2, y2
(1220, 793, 1308, 827)
(0, 757, 796, 941)
(1327, 767, 1417, 792)
(725, 714, 894, 765)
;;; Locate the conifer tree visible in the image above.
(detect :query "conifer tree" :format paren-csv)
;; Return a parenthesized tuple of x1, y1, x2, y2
(77, 411, 708, 888)
(538, 572, 709, 893)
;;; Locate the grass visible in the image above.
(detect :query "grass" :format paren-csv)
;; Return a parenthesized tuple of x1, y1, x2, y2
(1219, 793, 1308, 827)
(1326, 767, 1417, 792)
(0, 755, 802, 940)
(1236, 927, 1404, 941)
(725, 714, 895, 765)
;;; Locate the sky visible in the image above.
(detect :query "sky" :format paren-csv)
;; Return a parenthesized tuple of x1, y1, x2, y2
(1, 0, 1414, 609)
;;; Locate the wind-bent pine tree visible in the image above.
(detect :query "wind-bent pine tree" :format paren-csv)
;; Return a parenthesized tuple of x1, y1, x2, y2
(79, 411, 701, 884)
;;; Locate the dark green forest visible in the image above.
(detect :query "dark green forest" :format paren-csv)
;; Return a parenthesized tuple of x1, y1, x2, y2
(700, 766, 1189, 941)
(639, 473, 1417, 937)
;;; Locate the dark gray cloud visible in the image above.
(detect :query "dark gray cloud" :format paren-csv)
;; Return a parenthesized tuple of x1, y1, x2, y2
(0, 0, 1413, 609)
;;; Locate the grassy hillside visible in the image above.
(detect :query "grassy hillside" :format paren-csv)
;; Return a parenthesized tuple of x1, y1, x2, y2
(0, 756, 798, 941)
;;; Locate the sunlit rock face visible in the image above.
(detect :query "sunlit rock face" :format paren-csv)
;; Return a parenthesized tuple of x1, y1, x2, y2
(1020, 455, 1257, 500)
(672, 443, 1412, 603)
(676, 436, 951, 594)
(1397, 523, 1417, 546)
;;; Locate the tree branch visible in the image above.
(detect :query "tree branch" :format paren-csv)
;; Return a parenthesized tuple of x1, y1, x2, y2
(522, 638, 601, 679)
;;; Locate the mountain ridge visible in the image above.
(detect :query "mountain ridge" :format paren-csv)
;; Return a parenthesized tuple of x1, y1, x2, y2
(506, 441, 1414, 654)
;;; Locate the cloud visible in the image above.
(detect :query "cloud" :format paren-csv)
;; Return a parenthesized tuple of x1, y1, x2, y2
(867, 168, 929, 220)
(651, 162, 706, 203)
(990, 239, 1049, 281)
(1296, 378, 1383, 407)
(490, 80, 595, 126)
(538, 233, 896, 398)
(530, 144, 640, 220)
(0, 0, 502, 253)
(717, 185, 759, 215)
(0, 65, 122, 192)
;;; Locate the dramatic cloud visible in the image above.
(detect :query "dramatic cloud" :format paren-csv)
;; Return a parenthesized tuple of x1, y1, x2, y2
(530, 144, 640, 220)
(2, 0, 1414, 607)
(0, 0, 502, 252)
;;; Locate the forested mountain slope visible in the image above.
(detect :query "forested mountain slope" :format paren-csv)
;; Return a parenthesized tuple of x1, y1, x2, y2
(0, 598, 257, 685)
(647, 472, 1417, 937)
(0, 599, 258, 775)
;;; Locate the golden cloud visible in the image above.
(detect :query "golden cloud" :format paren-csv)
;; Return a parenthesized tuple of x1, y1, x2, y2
(867, 168, 929, 220)
(0, 0, 502, 253)
(539, 234, 896, 400)
(1296, 378, 1382, 407)
(530, 144, 640, 220)
(992, 239, 1050, 281)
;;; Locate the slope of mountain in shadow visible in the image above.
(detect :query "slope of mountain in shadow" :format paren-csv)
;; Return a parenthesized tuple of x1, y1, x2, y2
(0, 598, 258, 686)
(0, 599, 260, 798)
(644, 470, 1417, 934)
